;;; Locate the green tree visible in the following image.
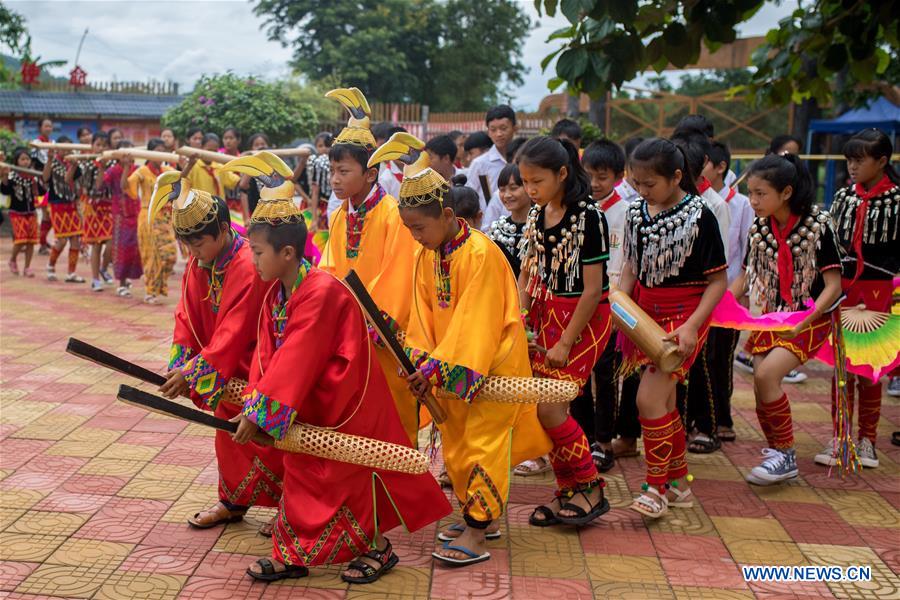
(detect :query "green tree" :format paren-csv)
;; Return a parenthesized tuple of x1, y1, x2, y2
(161, 73, 317, 146)
(253, 0, 530, 111)
(534, 0, 763, 98)
(742, 0, 898, 109)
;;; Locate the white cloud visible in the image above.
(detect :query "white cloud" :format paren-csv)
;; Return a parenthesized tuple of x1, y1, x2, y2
(9, 0, 794, 111)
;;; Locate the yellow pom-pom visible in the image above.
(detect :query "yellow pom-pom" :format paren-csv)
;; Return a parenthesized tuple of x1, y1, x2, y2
(686, 474, 694, 483)
(838, 380, 846, 388)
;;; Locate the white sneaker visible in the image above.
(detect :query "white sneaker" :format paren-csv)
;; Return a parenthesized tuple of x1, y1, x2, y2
(814, 439, 837, 466)
(783, 370, 808, 384)
(733, 352, 754, 374)
(888, 376, 900, 398)
(857, 438, 879, 468)
(47, 267, 57, 281)
(746, 448, 798, 485)
(91, 279, 104, 292)
(65, 273, 85, 283)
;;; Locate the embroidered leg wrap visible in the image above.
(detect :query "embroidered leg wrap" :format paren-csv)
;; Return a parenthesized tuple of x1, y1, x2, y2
(546, 416, 598, 492)
(756, 393, 794, 450)
(67, 248, 79, 274)
(640, 412, 677, 493)
(856, 378, 882, 443)
(49, 246, 61, 267)
(667, 409, 688, 481)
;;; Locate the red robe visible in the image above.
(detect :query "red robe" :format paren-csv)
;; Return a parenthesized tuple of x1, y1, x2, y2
(241, 266, 451, 567)
(169, 233, 283, 508)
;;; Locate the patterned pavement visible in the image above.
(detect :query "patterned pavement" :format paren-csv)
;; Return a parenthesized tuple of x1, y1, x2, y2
(1, 239, 898, 599)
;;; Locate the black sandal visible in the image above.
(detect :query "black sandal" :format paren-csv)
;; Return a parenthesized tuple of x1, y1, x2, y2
(688, 432, 721, 454)
(528, 497, 563, 527)
(717, 427, 737, 442)
(892, 432, 900, 447)
(591, 443, 615, 473)
(246, 558, 309, 582)
(556, 487, 611, 526)
(341, 539, 400, 584)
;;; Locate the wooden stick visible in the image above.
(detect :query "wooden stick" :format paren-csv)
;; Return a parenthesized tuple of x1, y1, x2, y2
(29, 141, 91, 151)
(66, 338, 167, 385)
(343, 270, 448, 424)
(246, 148, 312, 158)
(63, 153, 101, 162)
(0, 161, 41, 176)
(103, 148, 179, 162)
(175, 146, 235, 164)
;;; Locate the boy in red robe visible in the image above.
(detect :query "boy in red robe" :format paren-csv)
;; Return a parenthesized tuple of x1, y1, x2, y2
(229, 167, 451, 584)
(150, 171, 283, 531)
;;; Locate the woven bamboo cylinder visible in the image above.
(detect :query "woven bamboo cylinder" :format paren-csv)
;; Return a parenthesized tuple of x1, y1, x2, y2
(220, 378, 427, 473)
(64, 153, 101, 161)
(609, 288, 683, 374)
(176, 146, 234, 164)
(275, 425, 429, 474)
(434, 375, 579, 404)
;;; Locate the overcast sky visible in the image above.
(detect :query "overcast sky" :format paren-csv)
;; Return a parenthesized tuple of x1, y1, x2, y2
(9, 0, 794, 111)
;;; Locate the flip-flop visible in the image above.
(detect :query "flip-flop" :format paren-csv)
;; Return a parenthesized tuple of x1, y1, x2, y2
(246, 558, 308, 582)
(187, 503, 246, 529)
(431, 541, 491, 567)
(437, 523, 501, 542)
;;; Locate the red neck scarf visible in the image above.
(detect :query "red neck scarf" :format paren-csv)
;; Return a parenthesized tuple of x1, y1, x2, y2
(724, 188, 736, 203)
(771, 213, 800, 305)
(600, 189, 621, 212)
(38, 135, 50, 143)
(146, 162, 162, 178)
(849, 174, 896, 283)
(200, 161, 221, 196)
(697, 177, 712, 194)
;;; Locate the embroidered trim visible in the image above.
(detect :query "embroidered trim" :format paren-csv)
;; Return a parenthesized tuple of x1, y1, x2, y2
(181, 354, 227, 410)
(460, 463, 504, 522)
(220, 455, 283, 506)
(168, 343, 195, 370)
(242, 388, 297, 440)
(623, 194, 704, 287)
(271, 259, 312, 349)
(745, 206, 837, 311)
(202, 231, 244, 313)
(435, 218, 471, 308)
(274, 501, 371, 567)
(405, 347, 485, 403)
(346, 184, 385, 259)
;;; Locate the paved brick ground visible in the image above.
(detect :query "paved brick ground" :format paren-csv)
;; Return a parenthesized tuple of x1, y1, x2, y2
(1, 240, 898, 599)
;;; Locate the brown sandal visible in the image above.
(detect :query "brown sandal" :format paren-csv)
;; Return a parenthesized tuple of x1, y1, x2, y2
(188, 501, 246, 529)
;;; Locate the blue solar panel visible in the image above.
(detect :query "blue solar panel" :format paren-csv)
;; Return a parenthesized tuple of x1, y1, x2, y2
(0, 91, 183, 117)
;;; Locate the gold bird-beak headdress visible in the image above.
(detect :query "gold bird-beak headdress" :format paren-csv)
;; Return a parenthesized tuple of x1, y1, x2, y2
(148, 171, 219, 236)
(368, 132, 448, 208)
(326, 87, 376, 150)
(220, 151, 302, 225)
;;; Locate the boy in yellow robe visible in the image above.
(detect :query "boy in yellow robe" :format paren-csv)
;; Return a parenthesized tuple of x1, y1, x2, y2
(183, 156, 240, 200)
(318, 88, 420, 443)
(370, 133, 551, 567)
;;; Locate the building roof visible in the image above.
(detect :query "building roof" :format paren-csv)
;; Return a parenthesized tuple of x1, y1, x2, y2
(0, 90, 184, 118)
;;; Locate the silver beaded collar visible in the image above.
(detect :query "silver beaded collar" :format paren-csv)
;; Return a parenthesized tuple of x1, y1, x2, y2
(623, 194, 704, 287)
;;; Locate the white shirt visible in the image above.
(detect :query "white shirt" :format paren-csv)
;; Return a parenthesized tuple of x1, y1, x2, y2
(378, 161, 403, 200)
(724, 169, 737, 188)
(465, 145, 507, 211)
(326, 191, 342, 224)
(719, 185, 755, 284)
(701, 185, 731, 253)
(614, 179, 639, 203)
(597, 190, 629, 286)
(480, 190, 510, 232)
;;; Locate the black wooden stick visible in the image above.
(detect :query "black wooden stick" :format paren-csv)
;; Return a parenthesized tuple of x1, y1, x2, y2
(67, 338, 166, 386)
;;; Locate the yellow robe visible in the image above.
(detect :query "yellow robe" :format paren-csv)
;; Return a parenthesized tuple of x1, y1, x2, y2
(319, 186, 420, 443)
(405, 223, 551, 523)
(128, 164, 175, 297)
(185, 159, 239, 198)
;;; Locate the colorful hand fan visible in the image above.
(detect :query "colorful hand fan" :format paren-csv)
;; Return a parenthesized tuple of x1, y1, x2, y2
(710, 291, 815, 331)
(229, 209, 247, 237)
(815, 306, 900, 382)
